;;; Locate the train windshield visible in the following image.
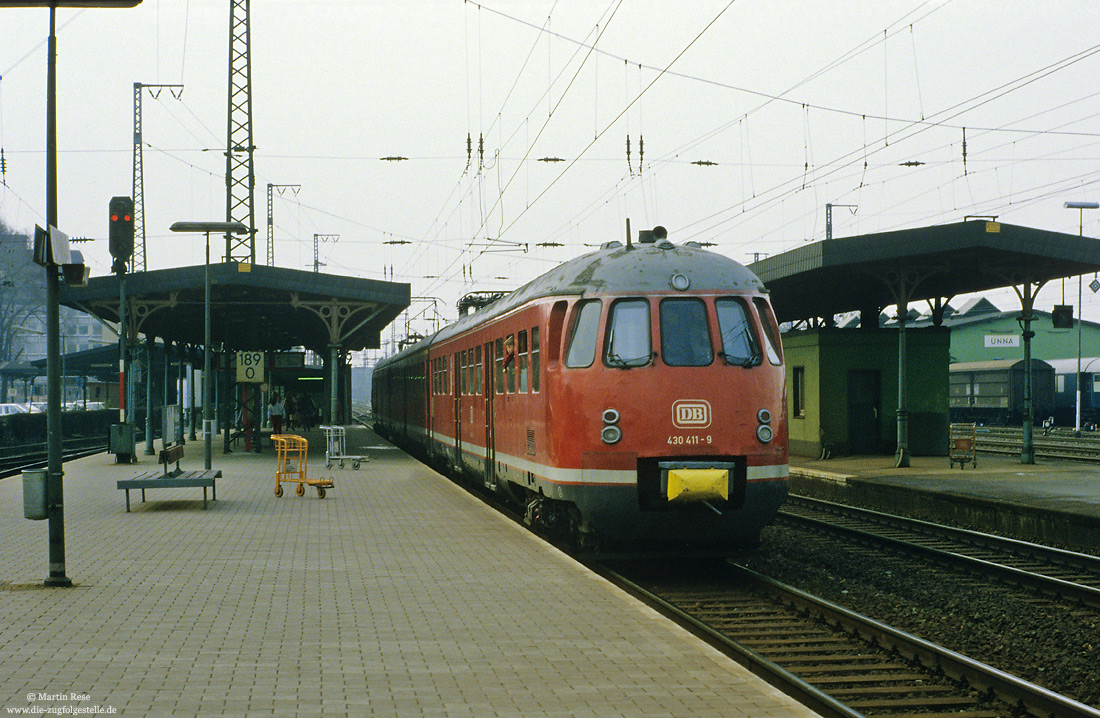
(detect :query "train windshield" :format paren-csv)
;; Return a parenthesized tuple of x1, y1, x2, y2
(605, 299, 652, 368)
(716, 298, 761, 367)
(660, 298, 714, 366)
(564, 299, 602, 368)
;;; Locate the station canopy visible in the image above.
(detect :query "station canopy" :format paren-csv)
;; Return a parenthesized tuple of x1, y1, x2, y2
(750, 220, 1100, 323)
(61, 263, 409, 352)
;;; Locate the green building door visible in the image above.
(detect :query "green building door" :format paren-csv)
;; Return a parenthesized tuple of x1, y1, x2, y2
(848, 370, 881, 454)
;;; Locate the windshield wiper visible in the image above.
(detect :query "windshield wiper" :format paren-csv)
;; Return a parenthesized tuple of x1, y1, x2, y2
(718, 351, 757, 368)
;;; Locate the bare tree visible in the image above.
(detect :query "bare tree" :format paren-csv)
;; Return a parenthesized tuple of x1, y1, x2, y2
(0, 221, 46, 366)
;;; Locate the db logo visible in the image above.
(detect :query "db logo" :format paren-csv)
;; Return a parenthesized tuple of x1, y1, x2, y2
(672, 400, 712, 428)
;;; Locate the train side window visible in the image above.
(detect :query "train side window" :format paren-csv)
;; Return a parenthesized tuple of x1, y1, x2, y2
(476, 345, 483, 395)
(660, 298, 713, 367)
(753, 297, 783, 365)
(531, 327, 540, 392)
(548, 301, 567, 365)
(605, 298, 651, 368)
(565, 299, 602, 368)
(495, 338, 505, 394)
(505, 334, 516, 393)
(715, 298, 761, 367)
(518, 330, 529, 392)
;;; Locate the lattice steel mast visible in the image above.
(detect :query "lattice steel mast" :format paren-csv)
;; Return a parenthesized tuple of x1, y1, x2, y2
(266, 183, 300, 266)
(225, 0, 256, 263)
(132, 82, 183, 271)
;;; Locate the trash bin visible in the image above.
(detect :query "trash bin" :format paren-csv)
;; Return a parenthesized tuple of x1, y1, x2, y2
(23, 469, 48, 520)
(109, 423, 136, 463)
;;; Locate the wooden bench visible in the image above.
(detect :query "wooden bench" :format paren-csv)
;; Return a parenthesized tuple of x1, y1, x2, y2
(117, 443, 222, 512)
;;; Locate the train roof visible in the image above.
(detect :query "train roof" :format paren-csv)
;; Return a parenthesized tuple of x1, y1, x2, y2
(950, 359, 1053, 372)
(379, 240, 764, 366)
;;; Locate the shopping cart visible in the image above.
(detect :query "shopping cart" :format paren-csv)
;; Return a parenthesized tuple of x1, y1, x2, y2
(320, 425, 368, 469)
(948, 423, 977, 469)
(272, 434, 334, 498)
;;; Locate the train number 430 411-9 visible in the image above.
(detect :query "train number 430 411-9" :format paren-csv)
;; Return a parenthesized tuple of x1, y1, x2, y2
(667, 435, 712, 445)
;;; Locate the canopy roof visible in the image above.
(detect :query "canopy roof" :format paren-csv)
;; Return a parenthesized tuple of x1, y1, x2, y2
(61, 263, 409, 352)
(750, 220, 1100, 322)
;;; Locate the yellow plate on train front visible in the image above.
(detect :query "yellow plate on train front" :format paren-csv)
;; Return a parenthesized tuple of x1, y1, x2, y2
(666, 469, 729, 503)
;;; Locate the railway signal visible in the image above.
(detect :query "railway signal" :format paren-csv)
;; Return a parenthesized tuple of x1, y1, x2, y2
(109, 196, 134, 274)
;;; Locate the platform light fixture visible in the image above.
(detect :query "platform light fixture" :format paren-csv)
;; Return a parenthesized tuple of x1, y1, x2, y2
(169, 221, 249, 471)
(1063, 201, 1099, 434)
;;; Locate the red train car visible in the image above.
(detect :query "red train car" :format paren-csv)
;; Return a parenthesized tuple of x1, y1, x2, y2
(373, 229, 788, 553)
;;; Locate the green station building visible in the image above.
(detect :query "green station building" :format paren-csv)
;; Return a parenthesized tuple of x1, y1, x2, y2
(751, 220, 1100, 462)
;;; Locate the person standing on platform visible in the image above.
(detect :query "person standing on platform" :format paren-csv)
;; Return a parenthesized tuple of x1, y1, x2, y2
(269, 395, 285, 435)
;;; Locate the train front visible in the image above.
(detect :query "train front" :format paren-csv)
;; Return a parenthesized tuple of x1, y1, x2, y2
(543, 237, 788, 552)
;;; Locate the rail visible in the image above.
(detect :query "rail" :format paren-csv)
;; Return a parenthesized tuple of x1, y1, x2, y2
(975, 426, 1100, 461)
(596, 561, 1100, 718)
(781, 494, 1100, 609)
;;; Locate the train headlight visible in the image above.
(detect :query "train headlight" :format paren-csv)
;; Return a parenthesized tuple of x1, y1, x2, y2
(756, 407, 772, 443)
(670, 273, 690, 291)
(602, 425, 623, 444)
(602, 408, 621, 444)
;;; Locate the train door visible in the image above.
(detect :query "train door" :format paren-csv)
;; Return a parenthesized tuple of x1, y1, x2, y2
(453, 351, 462, 469)
(483, 341, 496, 488)
(848, 370, 882, 454)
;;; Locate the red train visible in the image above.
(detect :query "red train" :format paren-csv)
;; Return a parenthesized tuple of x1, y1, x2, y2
(372, 228, 788, 553)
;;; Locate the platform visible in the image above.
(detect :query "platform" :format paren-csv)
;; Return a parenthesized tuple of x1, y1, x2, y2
(790, 452, 1100, 552)
(0, 426, 820, 717)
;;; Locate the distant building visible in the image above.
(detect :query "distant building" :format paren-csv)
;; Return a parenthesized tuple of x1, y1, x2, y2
(900, 297, 1100, 365)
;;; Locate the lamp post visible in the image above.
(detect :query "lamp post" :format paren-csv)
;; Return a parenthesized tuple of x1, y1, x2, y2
(1064, 201, 1098, 433)
(2, 0, 142, 588)
(169, 222, 248, 470)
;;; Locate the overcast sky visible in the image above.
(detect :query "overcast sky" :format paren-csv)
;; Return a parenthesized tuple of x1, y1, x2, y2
(3, 0, 1100, 350)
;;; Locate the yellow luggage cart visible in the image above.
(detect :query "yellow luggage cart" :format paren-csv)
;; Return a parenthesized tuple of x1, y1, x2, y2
(272, 434, 333, 498)
(948, 423, 977, 469)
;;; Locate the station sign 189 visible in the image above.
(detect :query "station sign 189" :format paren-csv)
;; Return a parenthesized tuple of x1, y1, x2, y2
(236, 351, 265, 383)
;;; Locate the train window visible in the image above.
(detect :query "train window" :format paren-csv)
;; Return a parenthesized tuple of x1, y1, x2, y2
(531, 327, 540, 392)
(565, 300, 602, 368)
(660, 298, 713, 367)
(505, 334, 516, 394)
(605, 299, 651, 368)
(495, 338, 505, 394)
(754, 298, 783, 365)
(715, 298, 761, 367)
(518, 330, 529, 392)
(476, 345, 483, 395)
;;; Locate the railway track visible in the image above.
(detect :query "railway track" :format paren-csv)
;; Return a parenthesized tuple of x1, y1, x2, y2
(0, 439, 109, 479)
(975, 426, 1100, 461)
(600, 560, 1099, 718)
(779, 494, 1100, 609)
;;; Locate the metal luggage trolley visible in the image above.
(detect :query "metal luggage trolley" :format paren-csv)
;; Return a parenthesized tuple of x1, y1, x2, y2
(949, 422, 977, 469)
(320, 425, 368, 469)
(272, 434, 333, 498)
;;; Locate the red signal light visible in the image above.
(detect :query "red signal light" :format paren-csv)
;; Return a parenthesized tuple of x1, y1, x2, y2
(111, 214, 119, 221)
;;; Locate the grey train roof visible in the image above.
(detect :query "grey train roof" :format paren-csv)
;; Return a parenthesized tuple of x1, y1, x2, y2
(383, 241, 765, 364)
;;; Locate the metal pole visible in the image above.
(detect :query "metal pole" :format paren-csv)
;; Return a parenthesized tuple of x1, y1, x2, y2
(330, 344, 339, 425)
(44, 7, 70, 588)
(1021, 282, 1036, 464)
(203, 234, 213, 470)
(895, 282, 910, 468)
(144, 334, 154, 454)
(1077, 208, 1084, 433)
